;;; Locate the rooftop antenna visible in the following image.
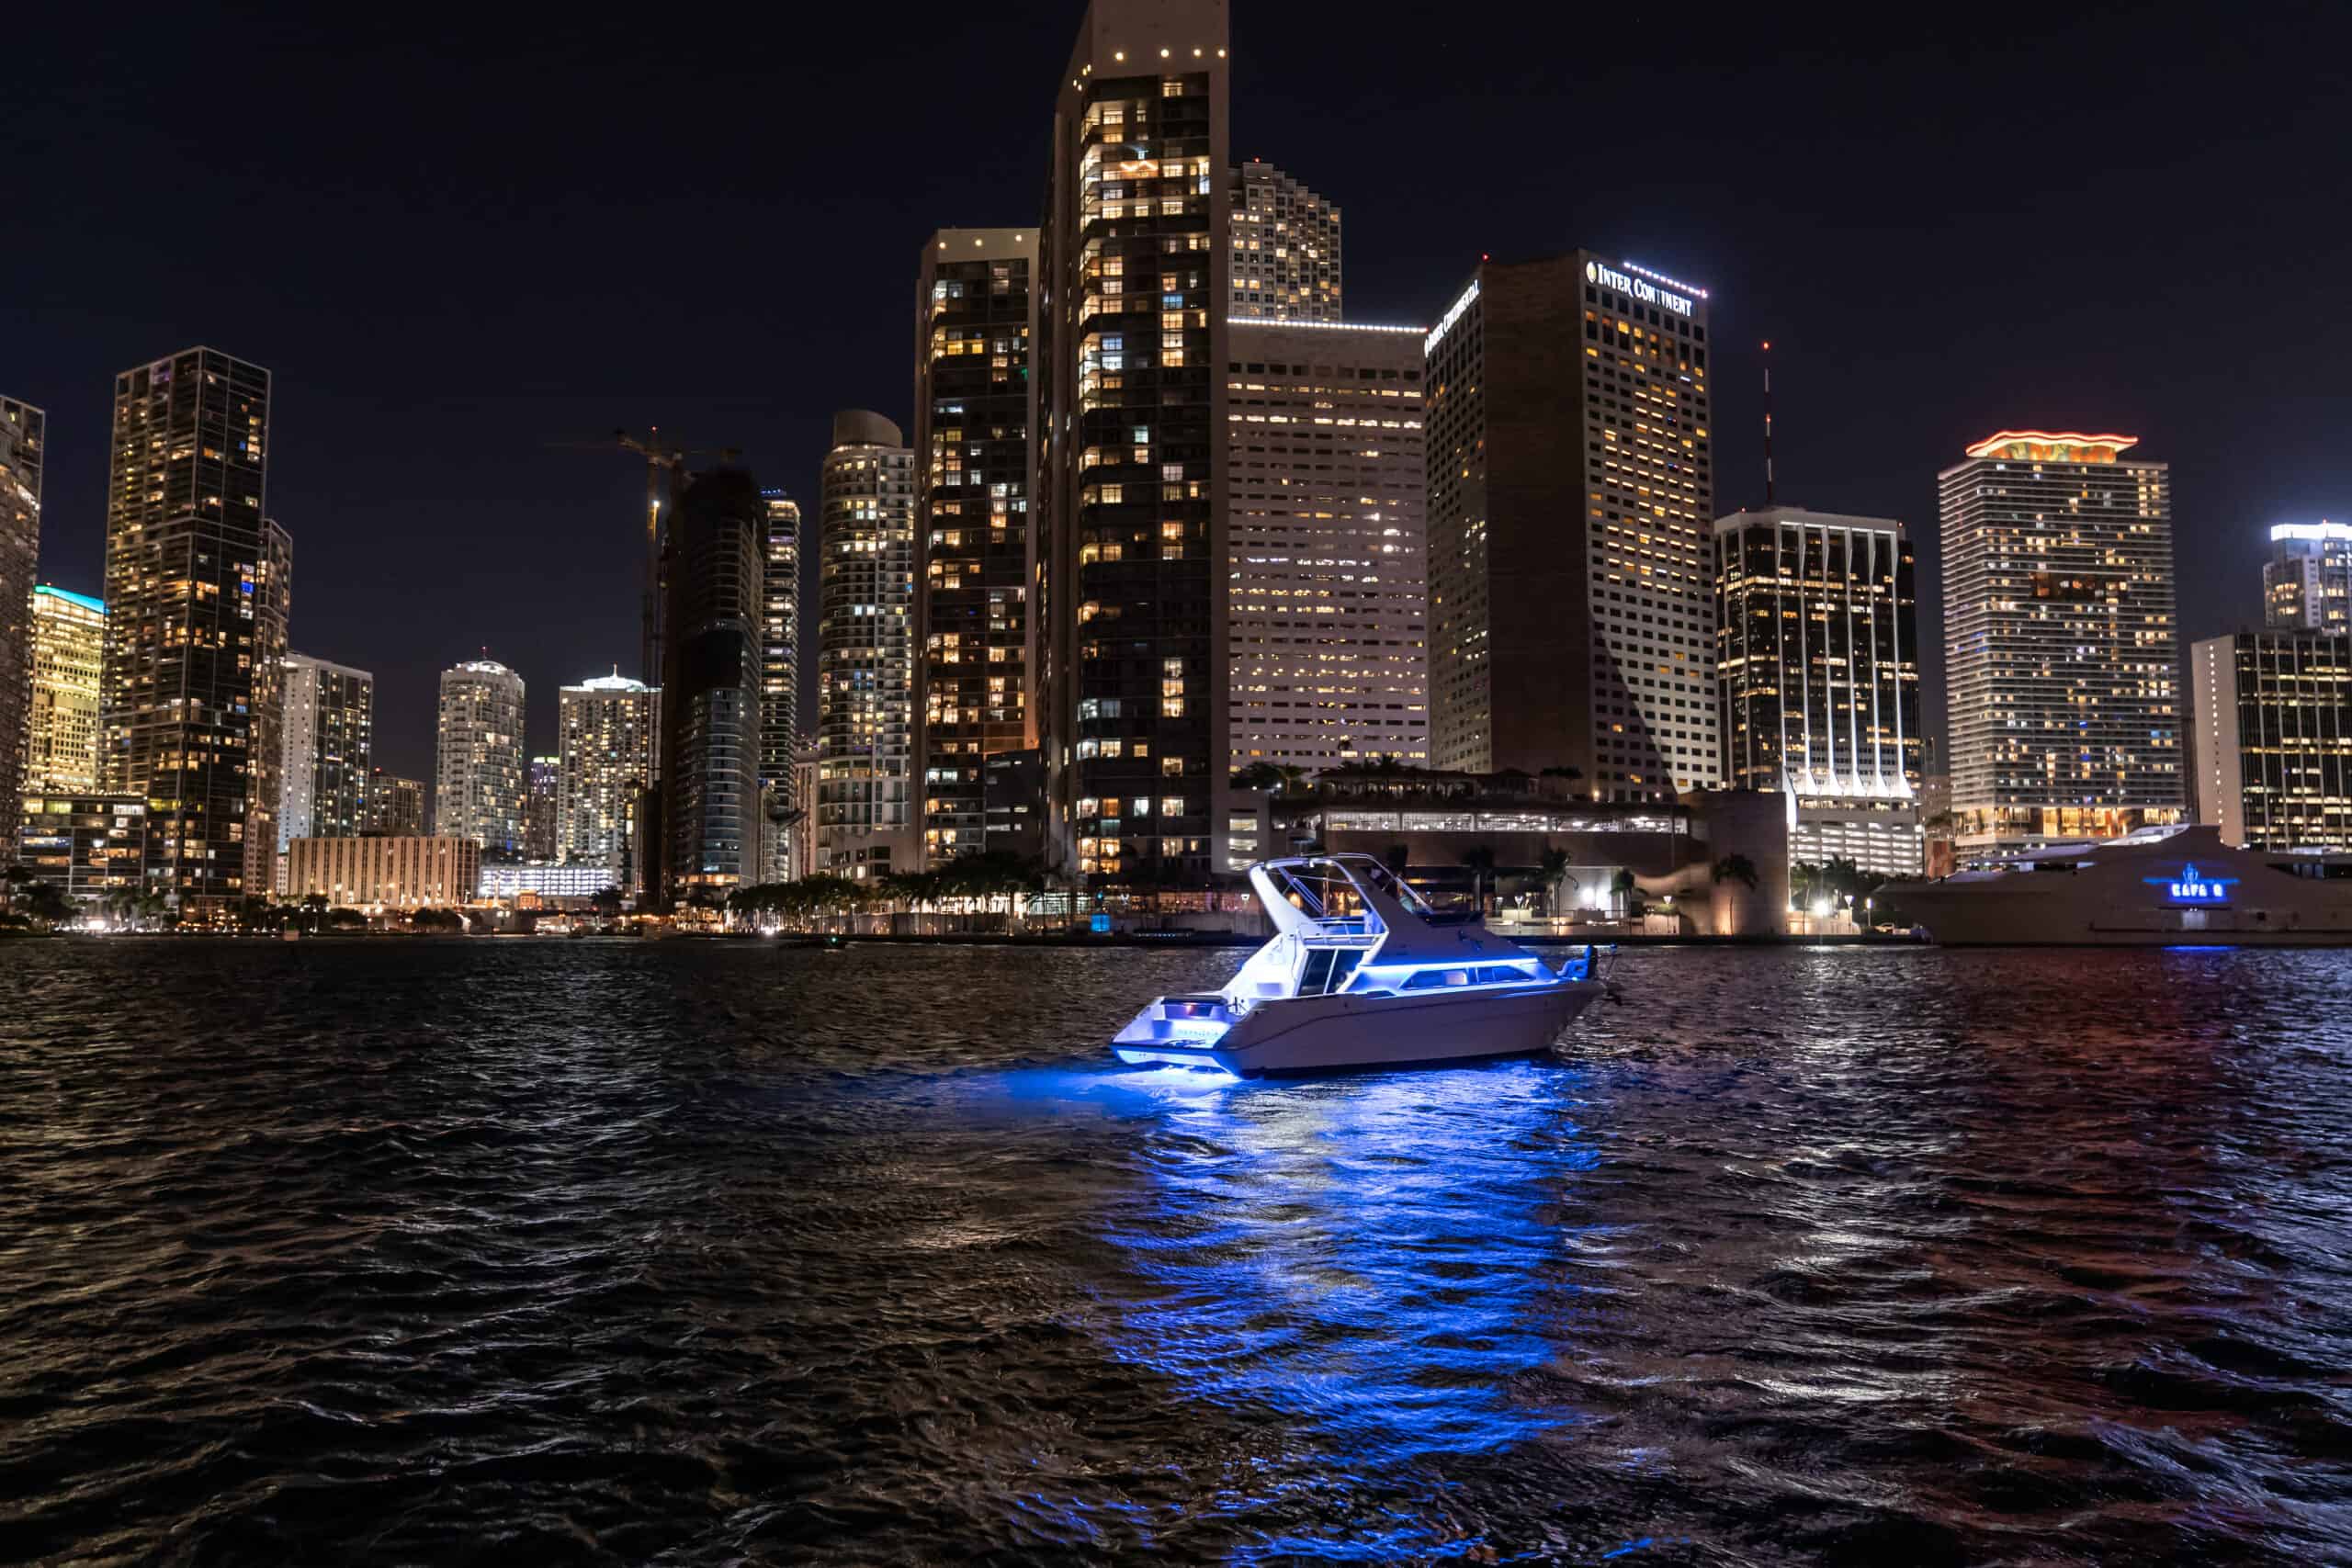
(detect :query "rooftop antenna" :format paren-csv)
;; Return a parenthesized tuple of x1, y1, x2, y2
(1761, 340, 1776, 506)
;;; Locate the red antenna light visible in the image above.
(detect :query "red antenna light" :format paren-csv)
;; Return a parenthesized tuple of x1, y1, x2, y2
(1762, 341, 1776, 507)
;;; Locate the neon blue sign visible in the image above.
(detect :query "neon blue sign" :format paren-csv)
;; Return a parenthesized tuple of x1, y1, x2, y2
(2145, 864, 2235, 904)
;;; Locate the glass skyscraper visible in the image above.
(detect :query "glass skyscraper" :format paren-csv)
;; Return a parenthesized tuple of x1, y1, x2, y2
(100, 348, 282, 915)
(1039, 0, 1232, 887)
(914, 228, 1040, 865)
(0, 398, 44, 835)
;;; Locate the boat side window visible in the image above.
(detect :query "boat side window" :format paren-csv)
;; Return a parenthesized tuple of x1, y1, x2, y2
(1300, 949, 1336, 994)
(1401, 968, 1472, 991)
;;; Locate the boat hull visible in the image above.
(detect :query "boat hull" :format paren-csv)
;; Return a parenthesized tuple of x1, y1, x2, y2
(1893, 878, 2352, 947)
(1114, 980, 1603, 1077)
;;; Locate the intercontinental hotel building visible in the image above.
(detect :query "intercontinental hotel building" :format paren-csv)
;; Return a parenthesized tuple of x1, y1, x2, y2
(1424, 252, 1719, 800)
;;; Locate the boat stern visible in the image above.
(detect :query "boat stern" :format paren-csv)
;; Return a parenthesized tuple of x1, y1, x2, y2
(1111, 994, 1247, 1074)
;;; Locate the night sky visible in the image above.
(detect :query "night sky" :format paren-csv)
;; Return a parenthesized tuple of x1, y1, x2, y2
(13, 5, 2349, 783)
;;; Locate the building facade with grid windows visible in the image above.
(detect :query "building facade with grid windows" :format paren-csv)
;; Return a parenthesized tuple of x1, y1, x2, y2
(1939, 431, 2182, 856)
(1225, 320, 1428, 809)
(1423, 253, 1718, 800)
(914, 228, 1041, 866)
(817, 413, 917, 878)
(1038, 0, 1234, 888)
(1714, 506, 1922, 876)
(1227, 161, 1338, 321)
(2191, 630, 2352, 851)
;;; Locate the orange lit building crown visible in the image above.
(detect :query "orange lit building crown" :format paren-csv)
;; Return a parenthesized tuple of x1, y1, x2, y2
(1963, 430, 2140, 463)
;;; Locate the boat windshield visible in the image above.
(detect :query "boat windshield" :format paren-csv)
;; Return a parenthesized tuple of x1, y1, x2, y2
(1261, 857, 1435, 935)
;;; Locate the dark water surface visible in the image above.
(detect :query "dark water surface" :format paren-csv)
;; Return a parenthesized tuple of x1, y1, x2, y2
(3, 941, 2350, 1565)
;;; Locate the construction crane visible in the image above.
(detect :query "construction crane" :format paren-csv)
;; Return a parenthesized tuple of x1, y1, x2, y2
(556, 428, 740, 687)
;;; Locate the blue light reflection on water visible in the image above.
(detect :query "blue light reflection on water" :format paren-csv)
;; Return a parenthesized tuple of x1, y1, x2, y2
(1037, 1060, 1609, 1558)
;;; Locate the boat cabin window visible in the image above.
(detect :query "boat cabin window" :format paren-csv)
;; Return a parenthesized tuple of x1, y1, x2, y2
(1397, 964, 1537, 990)
(1299, 948, 1364, 996)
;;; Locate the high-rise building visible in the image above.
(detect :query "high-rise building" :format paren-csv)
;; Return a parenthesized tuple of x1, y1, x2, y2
(759, 490, 801, 882)
(1939, 431, 2183, 854)
(275, 654, 374, 888)
(434, 660, 526, 852)
(1714, 506, 1923, 875)
(0, 398, 44, 834)
(25, 586, 105, 796)
(2191, 630, 2352, 850)
(1225, 321, 1428, 803)
(99, 348, 277, 914)
(817, 411, 917, 877)
(2262, 521, 2352, 634)
(524, 754, 559, 860)
(557, 672, 657, 877)
(1424, 254, 1719, 800)
(363, 768, 426, 838)
(660, 468, 764, 900)
(1039, 0, 1232, 888)
(915, 228, 1042, 865)
(1228, 161, 1339, 321)
(242, 520, 293, 901)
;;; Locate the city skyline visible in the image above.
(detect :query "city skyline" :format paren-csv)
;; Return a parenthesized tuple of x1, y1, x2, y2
(9, 8, 2344, 788)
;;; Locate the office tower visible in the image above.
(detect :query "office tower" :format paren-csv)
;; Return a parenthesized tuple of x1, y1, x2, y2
(1714, 506, 1923, 874)
(0, 398, 43, 834)
(286, 836, 479, 909)
(557, 672, 657, 877)
(523, 754, 559, 860)
(275, 654, 374, 889)
(914, 228, 1041, 864)
(1228, 162, 1339, 321)
(25, 586, 105, 795)
(2191, 630, 2352, 849)
(1226, 321, 1428, 802)
(817, 411, 917, 877)
(435, 660, 526, 852)
(759, 490, 801, 881)
(98, 348, 276, 914)
(1424, 254, 1719, 800)
(363, 768, 426, 838)
(660, 468, 764, 900)
(2262, 521, 2351, 633)
(1039, 0, 1231, 888)
(1939, 431, 2182, 853)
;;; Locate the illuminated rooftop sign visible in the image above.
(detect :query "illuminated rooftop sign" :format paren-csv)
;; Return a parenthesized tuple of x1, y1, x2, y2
(1963, 431, 2141, 462)
(2271, 521, 2351, 543)
(1589, 260, 1696, 317)
(1424, 280, 1480, 355)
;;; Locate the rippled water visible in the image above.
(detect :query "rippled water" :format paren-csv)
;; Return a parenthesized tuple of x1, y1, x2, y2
(3, 939, 2351, 1564)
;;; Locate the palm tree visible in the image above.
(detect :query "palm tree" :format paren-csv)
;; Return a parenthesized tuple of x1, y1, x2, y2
(1609, 867, 1639, 918)
(1788, 862, 1821, 911)
(1711, 853, 1759, 890)
(1539, 847, 1571, 915)
(25, 882, 74, 928)
(1459, 843, 1498, 916)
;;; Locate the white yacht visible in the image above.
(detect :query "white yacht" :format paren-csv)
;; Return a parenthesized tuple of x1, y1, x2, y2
(1112, 854, 1608, 1077)
(1885, 824, 2352, 946)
